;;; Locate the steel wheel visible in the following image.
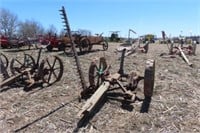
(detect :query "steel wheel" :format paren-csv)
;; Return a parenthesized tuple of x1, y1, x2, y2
(0, 53, 9, 70)
(10, 54, 35, 75)
(144, 59, 155, 98)
(102, 40, 108, 51)
(89, 57, 107, 90)
(42, 55, 63, 85)
(9, 54, 35, 87)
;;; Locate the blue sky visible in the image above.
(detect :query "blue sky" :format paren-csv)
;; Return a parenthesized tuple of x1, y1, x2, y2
(0, 0, 200, 38)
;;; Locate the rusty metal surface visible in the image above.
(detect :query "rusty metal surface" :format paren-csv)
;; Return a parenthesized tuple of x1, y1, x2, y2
(60, 6, 87, 91)
(85, 48, 155, 101)
(1, 48, 64, 89)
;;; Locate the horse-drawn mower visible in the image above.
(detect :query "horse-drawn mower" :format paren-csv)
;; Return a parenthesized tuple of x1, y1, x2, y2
(116, 38, 149, 58)
(0, 48, 63, 90)
(59, 6, 155, 126)
(78, 49, 155, 119)
(160, 38, 197, 67)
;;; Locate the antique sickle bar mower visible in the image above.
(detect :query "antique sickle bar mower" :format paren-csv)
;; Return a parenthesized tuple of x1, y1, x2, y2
(78, 49, 155, 118)
(59, 6, 155, 124)
(161, 40, 196, 67)
(116, 37, 149, 58)
(169, 40, 196, 56)
(160, 31, 196, 67)
(0, 48, 63, 89)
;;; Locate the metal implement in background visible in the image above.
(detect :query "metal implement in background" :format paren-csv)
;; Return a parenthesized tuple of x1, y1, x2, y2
(59, 6, 87, 92)
(160, 37, 196, 67)
(78, 33, 108, 52)
(116, 38, 149, 58)
(78, 49, 155, 120)
(0, 48, 63, 89)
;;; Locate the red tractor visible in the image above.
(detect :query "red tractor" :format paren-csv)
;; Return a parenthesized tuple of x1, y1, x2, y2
(0, 35, 27, 49)
(0, 35, 9, 48)
(39, 34, 65, 51)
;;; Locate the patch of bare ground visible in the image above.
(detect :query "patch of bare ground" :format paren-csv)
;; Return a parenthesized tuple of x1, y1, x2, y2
(0, 42, 200, 132)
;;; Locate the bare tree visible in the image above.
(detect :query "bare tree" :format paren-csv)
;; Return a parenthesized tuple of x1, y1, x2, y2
(18, 20, 45, 38)
(0, 8, 19, 37)
(46, 24, 57, 36)
(78, 29, 91, 36)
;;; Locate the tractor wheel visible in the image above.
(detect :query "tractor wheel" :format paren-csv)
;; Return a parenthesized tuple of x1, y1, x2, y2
(102, 40, 108, 51)
(88, 44, 93, 51)
(46, 45, 53, 52)
(79, 38, 90, 53)
(144, 59, 155, 98)
(58, 43, 65, 51)
(88, 57, 107, 91)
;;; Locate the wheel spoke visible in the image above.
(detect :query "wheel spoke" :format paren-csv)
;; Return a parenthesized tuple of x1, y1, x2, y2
(46, 59, 53, 83)
(15, 59, 23, 66)
(44, 56, 63, 84)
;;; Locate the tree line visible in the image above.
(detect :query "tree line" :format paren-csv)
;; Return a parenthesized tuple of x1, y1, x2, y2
(0, 8, 91, 38)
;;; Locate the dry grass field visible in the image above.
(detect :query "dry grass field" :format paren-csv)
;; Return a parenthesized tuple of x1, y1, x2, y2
(0, 42, 200, 132)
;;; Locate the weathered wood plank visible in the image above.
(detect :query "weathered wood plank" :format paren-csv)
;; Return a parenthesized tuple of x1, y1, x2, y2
(77, 81, 110, 117)
(0, 68, 31, 88)
(178, 46, 193, 66)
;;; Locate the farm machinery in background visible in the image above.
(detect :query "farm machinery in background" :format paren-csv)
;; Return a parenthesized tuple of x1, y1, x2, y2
(62, 32, 108, 53)
(0, 35, 38, 49)
(160, 31, 197, 67)
(59, 6, 155, 127)
(116, 32, 150, 57)
(109, 31, 121, 42)
(39, 31, 108, 53)
(0, 48, 63, 90)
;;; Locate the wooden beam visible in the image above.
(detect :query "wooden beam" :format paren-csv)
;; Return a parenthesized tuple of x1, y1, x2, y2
(77, 81, 110, 117)
(0, 68, 31, 88)
(178, 46, 193, 67)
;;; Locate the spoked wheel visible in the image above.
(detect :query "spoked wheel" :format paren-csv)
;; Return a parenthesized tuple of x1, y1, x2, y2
(10, 54, 35, 86)
(102, 40, 108, 51)
(89, 57, 107, 90)
(42, 55, 63, 86)
(79, 38, 90, 53)
(144, 59, 155, 98)
(0, 53, 9, 70)
(10, 54, 35, 75)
